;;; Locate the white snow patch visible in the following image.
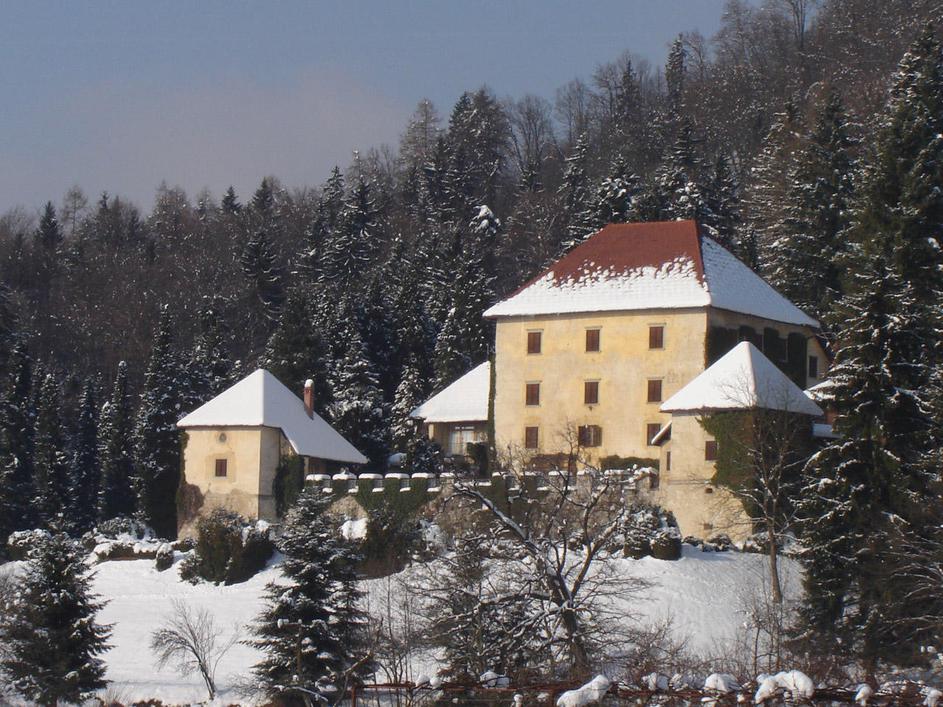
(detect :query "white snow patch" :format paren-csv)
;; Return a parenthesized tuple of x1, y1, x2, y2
(556, 675, 610, 707)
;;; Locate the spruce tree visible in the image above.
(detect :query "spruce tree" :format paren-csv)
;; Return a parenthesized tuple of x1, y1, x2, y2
(0, 343, 35, 542)
(558, 135, 596, 253)
(184, 299, 234, 409)
(35, 201, 64, 253)
(221, 185, 242, 215)
(33, 374, 70, 528)
(241, 229, 286, 319)
(591, 155, 642, 228)
(251, 487, 369, 698)
(251, 177, 275, 218)
(651, 120, 710, 221)
(701, 154, 742, 253)
(99, 362, 137, 521)
(321, 176, 377, 289)
(262, 285, 333, 417)
(328, 318, 388, 468)
(390, 355, 430, 452)
(134, 308, 184, 538)
(797, 26, 943, 669)
(766, 92, 855, 323)
(0, 528, 110, 703)
(69, 380, 100, 534)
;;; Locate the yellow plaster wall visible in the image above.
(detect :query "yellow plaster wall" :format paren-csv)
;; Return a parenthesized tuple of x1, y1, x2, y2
(179, 425, 284, 536)
(493, 309, 708, 461)
(655, 413, 751, 541)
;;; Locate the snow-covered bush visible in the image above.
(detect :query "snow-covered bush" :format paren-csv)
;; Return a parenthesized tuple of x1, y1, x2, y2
(5, 529, 51, 561)
(620, 503, 680, 560)
(179, 509, 274, 585)
(154, 543, 174, 571)
(359, 503, 422, 577)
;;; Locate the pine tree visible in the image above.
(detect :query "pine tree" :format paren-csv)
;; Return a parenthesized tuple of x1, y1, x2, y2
(0, 528, 110, 703)
(251, 487, 369, 698)
(0, 282, 17, 382)
(0, 343, 35, 542)
(797, 26, 943, 669)
(69, 380, 100, 534)
(99, 362, 137, 521)
(651, 120, 710, 221)
(591, 155, 642, 228)
(241, 229, 286, 318)
(134, 308, 184, 538)
(766, 92, 855, 323)
(32, 374, 70, 528)
(328, 319, 388, 468)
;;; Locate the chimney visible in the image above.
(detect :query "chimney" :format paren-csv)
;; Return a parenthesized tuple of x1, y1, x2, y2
(303, 379, 314, 418)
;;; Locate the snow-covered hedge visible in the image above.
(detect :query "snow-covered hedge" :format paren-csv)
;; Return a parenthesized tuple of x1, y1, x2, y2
(179, 509, 274, 585)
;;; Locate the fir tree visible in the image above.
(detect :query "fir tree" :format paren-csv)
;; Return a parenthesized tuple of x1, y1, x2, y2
(251, 177, 275, 218)
(0, 528, 111, 703)
(327, 319, 388, 468)
(558, 135, 598, 253)
(262, 285, 332, 417)
(35, 201, 64, 253)
(221, 185, 242, 215)
(98, 362, 137, 521)
(134, 308, 184, 538)
(184, 299, 234, 408)
(798, 26, 943, 669)
(701, 154, 742, 253)
(251, 487, 369, 698)
(0, 343, 35, 542)
(390, 355, 430, 452)
(241, 229, 286, 319)
(69, 380, 100, 534)
(321, 176, 377, 289)
(766, 92, 855, 323)
(33, 374, 70, 527)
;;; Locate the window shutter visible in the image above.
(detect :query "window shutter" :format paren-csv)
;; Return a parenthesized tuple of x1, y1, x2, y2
(649, 326, 664, 349)
(525, 382, 541, 406)
(585, 329, 600, 352)
(527, 331, 542, 354)
(647, 379, 662, 403)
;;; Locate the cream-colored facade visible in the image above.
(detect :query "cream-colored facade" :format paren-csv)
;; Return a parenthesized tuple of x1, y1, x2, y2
(493, 308, 707, 460)
(653, 414, 748, 541)
(179, 425, 292, 537)
(492, 306, 824, 540)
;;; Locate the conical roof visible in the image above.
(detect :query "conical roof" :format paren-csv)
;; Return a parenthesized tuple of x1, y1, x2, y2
(177, 369, 367, 464)
(660, 342, 822, 416)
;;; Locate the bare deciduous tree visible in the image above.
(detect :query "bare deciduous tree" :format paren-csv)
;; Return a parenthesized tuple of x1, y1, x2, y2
(453, 432, 651, 678)
(150, 599, 238, 699)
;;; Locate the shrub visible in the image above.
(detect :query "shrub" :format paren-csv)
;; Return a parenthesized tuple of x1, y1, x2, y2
(155, 543, 174, 571)
(272, 455, 305, 518)
(621, 503, 680, 560)
(179, 509, 274, 585)
(599, 455, 659, 471)
(359, 503, 421, 577)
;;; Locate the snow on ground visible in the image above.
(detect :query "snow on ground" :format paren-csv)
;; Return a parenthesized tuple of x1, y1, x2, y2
(91, 555, 279, 704)
(0, 546, 799, 704)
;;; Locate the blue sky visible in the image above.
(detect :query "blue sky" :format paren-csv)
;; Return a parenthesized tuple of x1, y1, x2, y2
(1, 1, 729, 214)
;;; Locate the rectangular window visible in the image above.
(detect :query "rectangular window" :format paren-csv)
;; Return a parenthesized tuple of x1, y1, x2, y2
(705, 440, 718, 461)
(649, 325, 664, 349)
(214, 459, 228, 478)
(527, 331, 542, 354)
(524, 426, 539, 449)
(578, 425, 603, 447)
(808, 355, 819, 379)
(525, 382, 541, 406)
(646, 423, 662, 446)
(647, 379, 663, 403)
(666, 451, 671, 471)
(585, 328, 600, 352)
(584, 380, 599, 405)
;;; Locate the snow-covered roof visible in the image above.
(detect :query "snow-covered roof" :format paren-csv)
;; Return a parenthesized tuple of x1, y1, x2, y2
(660, 342, 823, 416)
(411, 362, 490, 423)
(177, 369, 367, 465)
(484, 221, 818, 328)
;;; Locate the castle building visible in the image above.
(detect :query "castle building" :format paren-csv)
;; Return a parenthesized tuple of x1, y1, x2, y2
(415, 219, 829, 539)
(482, 220, 826, 464)
(176, 369, 366, 536)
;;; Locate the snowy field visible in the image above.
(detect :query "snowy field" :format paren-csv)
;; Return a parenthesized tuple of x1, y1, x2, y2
(2, 548, 800, 704)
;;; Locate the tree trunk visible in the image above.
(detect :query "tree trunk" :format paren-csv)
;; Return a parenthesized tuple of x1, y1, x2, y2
(768, 527, 783, 604)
